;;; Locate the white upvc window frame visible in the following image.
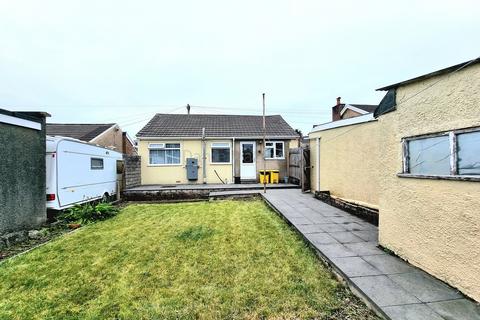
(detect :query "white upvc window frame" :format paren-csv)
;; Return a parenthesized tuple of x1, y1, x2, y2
(148, 142, 182, 166)
(399, 126, 480, 182)
(265, 141, 285, 160)
(210, 142, 232, 165)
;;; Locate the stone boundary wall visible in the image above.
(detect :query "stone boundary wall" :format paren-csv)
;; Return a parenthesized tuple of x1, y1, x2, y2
(315, 191, 379, 225)
(123, 155, 141, 189)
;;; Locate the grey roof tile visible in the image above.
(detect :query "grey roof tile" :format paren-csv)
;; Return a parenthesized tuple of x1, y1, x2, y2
(46, 123, 115, 141)
(136, 114, 297, 138)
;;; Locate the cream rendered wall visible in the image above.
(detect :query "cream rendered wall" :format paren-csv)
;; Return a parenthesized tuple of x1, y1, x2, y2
(309, 121, 379, 209)
(138, 139, 233, 185)
(377, 63, 480, 301)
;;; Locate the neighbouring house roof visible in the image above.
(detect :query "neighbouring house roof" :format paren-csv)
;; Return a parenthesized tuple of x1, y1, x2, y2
(137, 114, 298, 138)
(46, 123, 115, 141)
(376, 57, 480, 91)
(311, 113, 376, 134)
(340, 104, 378, 116)
(345, 104, 378, 113)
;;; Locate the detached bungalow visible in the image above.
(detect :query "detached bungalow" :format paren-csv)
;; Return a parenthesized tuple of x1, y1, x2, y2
(136, 114, 299, 185)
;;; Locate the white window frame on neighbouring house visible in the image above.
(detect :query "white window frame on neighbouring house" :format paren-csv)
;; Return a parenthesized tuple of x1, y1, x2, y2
(399, 126, 480, 181)
(148, 143, 181, 166)
(265, 141, 285, 160)
(210, 142, 231, 164)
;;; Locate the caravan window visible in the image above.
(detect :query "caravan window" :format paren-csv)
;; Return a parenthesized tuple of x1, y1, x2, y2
(91, 158, 104, 170)
(149, 143, 181, 165)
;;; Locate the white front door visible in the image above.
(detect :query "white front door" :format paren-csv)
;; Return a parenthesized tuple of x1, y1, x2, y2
(240, 141, 256, 180)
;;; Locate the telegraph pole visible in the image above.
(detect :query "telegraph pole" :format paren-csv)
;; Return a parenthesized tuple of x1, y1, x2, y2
(263, 93, 266, 194)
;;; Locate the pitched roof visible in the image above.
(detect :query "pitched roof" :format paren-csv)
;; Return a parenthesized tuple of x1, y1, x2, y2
(348, 104, 378, 113)
(376, 57, 480, 91)
(137, 114, 298, 138)
(46, 123, 115, 141)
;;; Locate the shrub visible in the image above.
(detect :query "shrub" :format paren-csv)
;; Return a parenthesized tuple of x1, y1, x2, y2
(60, 202, 119, 224)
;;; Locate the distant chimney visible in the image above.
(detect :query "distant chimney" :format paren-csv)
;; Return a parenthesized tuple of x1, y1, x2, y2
(186, 104, 191, 115)
(332, 97, 342, 122)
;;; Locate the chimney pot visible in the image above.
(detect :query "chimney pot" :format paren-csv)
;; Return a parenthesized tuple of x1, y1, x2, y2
(187, 104, 191, 115)
(336, 97, 341, 105)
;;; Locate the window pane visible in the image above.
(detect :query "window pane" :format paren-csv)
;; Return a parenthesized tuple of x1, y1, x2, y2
(165, 143, 180, 148)
(212, 143, 229, 148)
(265, 147, 274, 158)
(150, 149, 165, 164)
(212, 148, 230, 163)
(166, 149, 180, 164)
(408, 136, 450, 175)
(242, 144, 254, 163)
(457, 131, 480, 175)
(275, 142, 284, 158)
(91, 158, 104, 169)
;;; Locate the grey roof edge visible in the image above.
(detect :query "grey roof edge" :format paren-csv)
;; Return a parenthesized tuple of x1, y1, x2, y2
(0, 108, 51, 123)
(376, 57, 480, 91)
(137, 135, 299, 140)
(47, 122, 116, 126)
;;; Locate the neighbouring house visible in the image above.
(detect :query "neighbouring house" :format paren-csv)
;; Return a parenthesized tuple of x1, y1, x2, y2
(375, 58, 480, 302)
(136, 113, 299, 185)
(0, 108, 50, 238)
(330, 97, 377, 122)
(46, 123, 137, 155)
(309, 58, 480, 302)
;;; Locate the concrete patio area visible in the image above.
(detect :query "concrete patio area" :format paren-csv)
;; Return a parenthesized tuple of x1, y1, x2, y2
(211, 188, 480, 320)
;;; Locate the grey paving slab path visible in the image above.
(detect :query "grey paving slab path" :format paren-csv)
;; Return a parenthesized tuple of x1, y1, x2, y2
(212, 188, 480, 320)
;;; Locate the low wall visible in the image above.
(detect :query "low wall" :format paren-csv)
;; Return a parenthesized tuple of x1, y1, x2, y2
(315, 191, 378, 225)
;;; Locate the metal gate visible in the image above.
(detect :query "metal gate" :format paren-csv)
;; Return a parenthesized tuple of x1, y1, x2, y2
(288, 147, 310, 192)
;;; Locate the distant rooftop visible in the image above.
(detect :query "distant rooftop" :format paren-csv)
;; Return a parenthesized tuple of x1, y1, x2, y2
(46, 123, 115, 141)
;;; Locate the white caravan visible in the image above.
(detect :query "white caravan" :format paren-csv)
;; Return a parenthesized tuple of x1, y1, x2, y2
(46, 136, 123, 210)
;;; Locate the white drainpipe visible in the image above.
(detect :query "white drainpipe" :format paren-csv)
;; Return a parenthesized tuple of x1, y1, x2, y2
(202, 128, 207, 184)
(231, 137, 235, 183)
(316, 137, 320, 191)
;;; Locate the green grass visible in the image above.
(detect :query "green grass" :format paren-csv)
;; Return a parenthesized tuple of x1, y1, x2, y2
(0, 200, 377, 319)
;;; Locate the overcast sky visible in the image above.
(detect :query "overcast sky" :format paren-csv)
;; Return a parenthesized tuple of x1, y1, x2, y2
(1, 0, 479, 136)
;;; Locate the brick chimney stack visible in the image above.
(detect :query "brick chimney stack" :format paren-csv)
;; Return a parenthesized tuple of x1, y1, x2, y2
(332, 97, 342, 121)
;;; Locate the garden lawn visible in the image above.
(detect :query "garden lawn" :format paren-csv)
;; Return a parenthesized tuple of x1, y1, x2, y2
(0, 200, 378, 319)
